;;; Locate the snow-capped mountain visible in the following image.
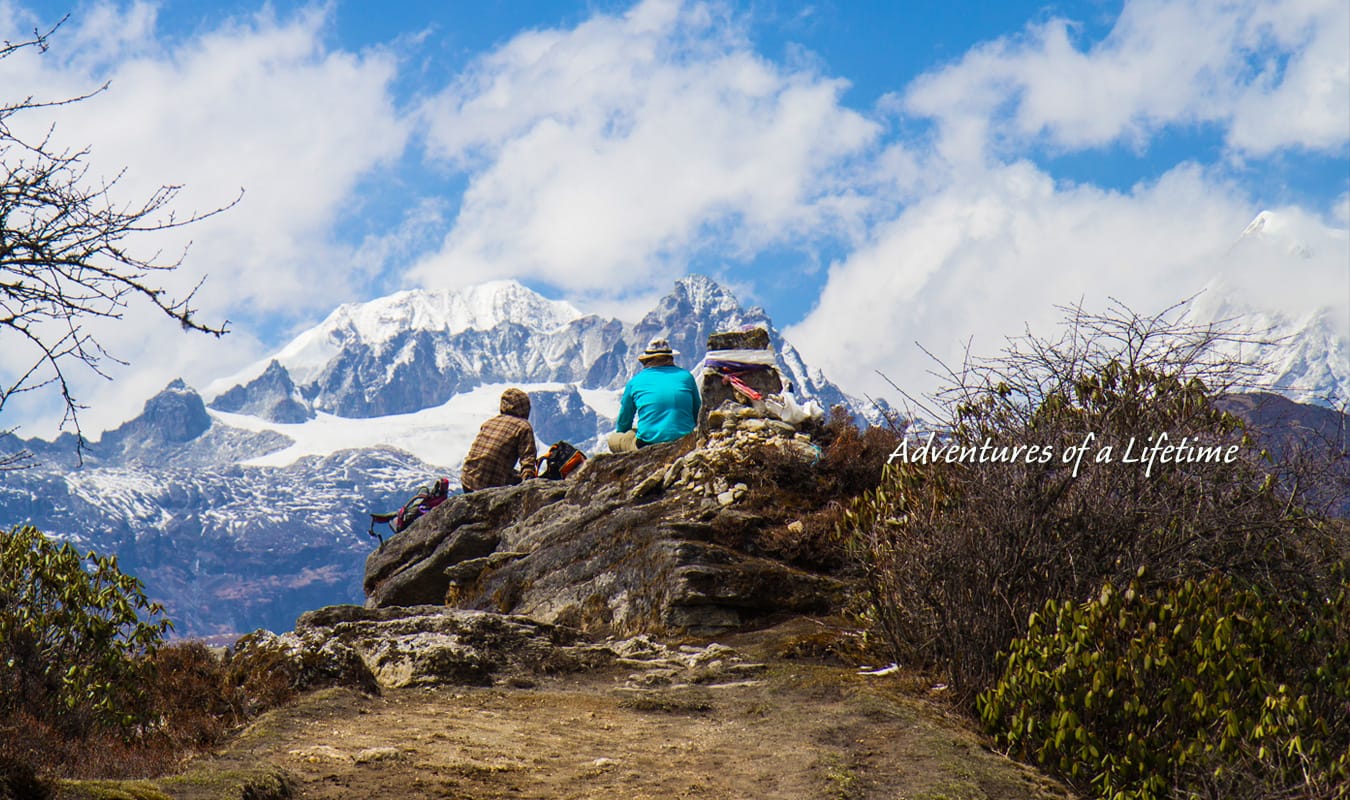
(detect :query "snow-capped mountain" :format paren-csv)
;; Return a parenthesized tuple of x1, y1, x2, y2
(1230, 305, 1348, 408)
(0, 276, 878, 637)
(205, 280, 604, 420)
(1198, 209, 1350, 409)
(1261, 310, 1348, 408)
(201, 274, 883, 460)
(0, 381, 435, 635)
(222, 280, 584, 386)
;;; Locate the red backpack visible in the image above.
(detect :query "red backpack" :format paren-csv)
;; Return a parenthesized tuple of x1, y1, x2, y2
(367, 477, 450, 546)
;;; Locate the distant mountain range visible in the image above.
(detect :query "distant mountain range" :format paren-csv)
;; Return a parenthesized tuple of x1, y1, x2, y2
(0, 276, 883, 636)
(0, 267, 1343, 637)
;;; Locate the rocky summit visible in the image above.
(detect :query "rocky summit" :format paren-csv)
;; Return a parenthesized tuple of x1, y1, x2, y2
(363, 401, 848, 637)
(230, 339, 856, 691)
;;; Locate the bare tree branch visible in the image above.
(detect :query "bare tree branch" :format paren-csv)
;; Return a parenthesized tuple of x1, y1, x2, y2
(1, 19, 237, 468)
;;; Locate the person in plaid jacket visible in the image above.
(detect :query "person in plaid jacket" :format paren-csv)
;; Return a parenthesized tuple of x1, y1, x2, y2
(461, 388, 538, 492)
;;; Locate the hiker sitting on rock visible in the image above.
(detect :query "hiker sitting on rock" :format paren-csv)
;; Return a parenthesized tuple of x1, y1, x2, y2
(608, 338, 701, 453)
(461, 388, 538, 492)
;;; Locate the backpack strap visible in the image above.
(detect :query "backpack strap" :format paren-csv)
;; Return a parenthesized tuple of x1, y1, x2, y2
(367, 512, 398, 547)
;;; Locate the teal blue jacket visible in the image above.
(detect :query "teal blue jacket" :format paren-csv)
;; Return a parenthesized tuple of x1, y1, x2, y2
(616, 365, 701, 444)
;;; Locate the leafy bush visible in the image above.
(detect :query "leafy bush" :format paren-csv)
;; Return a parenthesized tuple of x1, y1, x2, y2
(0, 527, 312, 781)
(978, 570, 1350, 800)
(0, 525, 171, 738)
(845, 302, 1343, 705)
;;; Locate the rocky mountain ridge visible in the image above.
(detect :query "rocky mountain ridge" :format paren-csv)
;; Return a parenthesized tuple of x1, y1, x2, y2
(203, 275, 873, 427)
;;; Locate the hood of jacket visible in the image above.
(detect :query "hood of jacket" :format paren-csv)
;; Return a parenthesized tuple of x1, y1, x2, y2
(499, 388, 531, 419)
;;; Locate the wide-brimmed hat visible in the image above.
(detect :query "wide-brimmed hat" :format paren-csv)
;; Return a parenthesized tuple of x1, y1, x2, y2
(637, 337, 679, 363)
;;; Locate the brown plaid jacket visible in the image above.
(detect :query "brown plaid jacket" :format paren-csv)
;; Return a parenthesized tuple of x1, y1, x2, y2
(460, 414, 538, 491)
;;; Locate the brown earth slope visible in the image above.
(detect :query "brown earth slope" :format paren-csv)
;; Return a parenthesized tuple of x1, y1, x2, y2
(59, 620, 1074, 800)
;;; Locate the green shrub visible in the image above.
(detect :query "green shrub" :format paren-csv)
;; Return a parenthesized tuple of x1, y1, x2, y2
(0, 525, 171, 738)
(845, 302, 1343, 705)
(0, 527, 311, 781)
(978, 570, 1350, 800)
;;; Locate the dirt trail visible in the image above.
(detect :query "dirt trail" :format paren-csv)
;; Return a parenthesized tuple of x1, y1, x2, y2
(144, 623, 1073, 800)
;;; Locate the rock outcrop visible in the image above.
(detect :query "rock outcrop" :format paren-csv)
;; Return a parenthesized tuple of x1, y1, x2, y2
(364, 394, 847, 637)
(232, 603, 765, 693)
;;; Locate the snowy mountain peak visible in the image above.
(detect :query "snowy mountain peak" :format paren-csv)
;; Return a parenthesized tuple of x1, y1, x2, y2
(324, 280, 580, 342)
(255, 281, 583, 388)
(1235, 209, 1322, 259)
(161, 377, 195, 396)
(210, 359, 314, 424)
(1241, 210, 1277, 238)
(672, 274, 743, 317)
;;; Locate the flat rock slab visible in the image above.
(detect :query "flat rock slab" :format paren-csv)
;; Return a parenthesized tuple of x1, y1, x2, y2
(146, 619, 1076, 800)
(235, 604, 767, 693)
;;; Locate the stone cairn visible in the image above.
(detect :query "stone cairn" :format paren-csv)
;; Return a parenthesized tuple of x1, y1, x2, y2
(643, 327, 824, 508)
(697, 327, 783, 431)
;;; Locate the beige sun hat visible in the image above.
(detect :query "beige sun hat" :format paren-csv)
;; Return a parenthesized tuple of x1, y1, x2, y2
(637, 337, 679, 363)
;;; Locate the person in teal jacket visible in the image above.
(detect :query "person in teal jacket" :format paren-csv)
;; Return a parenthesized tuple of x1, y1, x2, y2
(607, 337, 701, 452)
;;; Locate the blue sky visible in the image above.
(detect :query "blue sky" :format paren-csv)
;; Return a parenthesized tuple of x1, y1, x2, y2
(1, 0, 1347, 436)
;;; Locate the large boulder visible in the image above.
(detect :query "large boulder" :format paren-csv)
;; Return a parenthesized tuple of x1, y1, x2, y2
(364, 420, 848, 637)
(364, 481, 569, 607)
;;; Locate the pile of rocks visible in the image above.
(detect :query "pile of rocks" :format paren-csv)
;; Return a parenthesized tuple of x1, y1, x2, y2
(696, 327, 784, 429)
(655, 402, 822, 507)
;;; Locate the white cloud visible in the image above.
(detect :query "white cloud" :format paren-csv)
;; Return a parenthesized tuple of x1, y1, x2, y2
(2, 0, 1345, 442)
(1332, 192, 1350, 227)
(904, 0, 1349, 164)
(787, 0, 1348, 406)
(406, 0, 880, 297)
(1206, 203, 1350, 332)
(1227, 0, 1350, 154)
(42, 6, 407, 311)
(787, 161, 1349, 404)
(0, 307, 270, 444)
(0, 2, 409, 437)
